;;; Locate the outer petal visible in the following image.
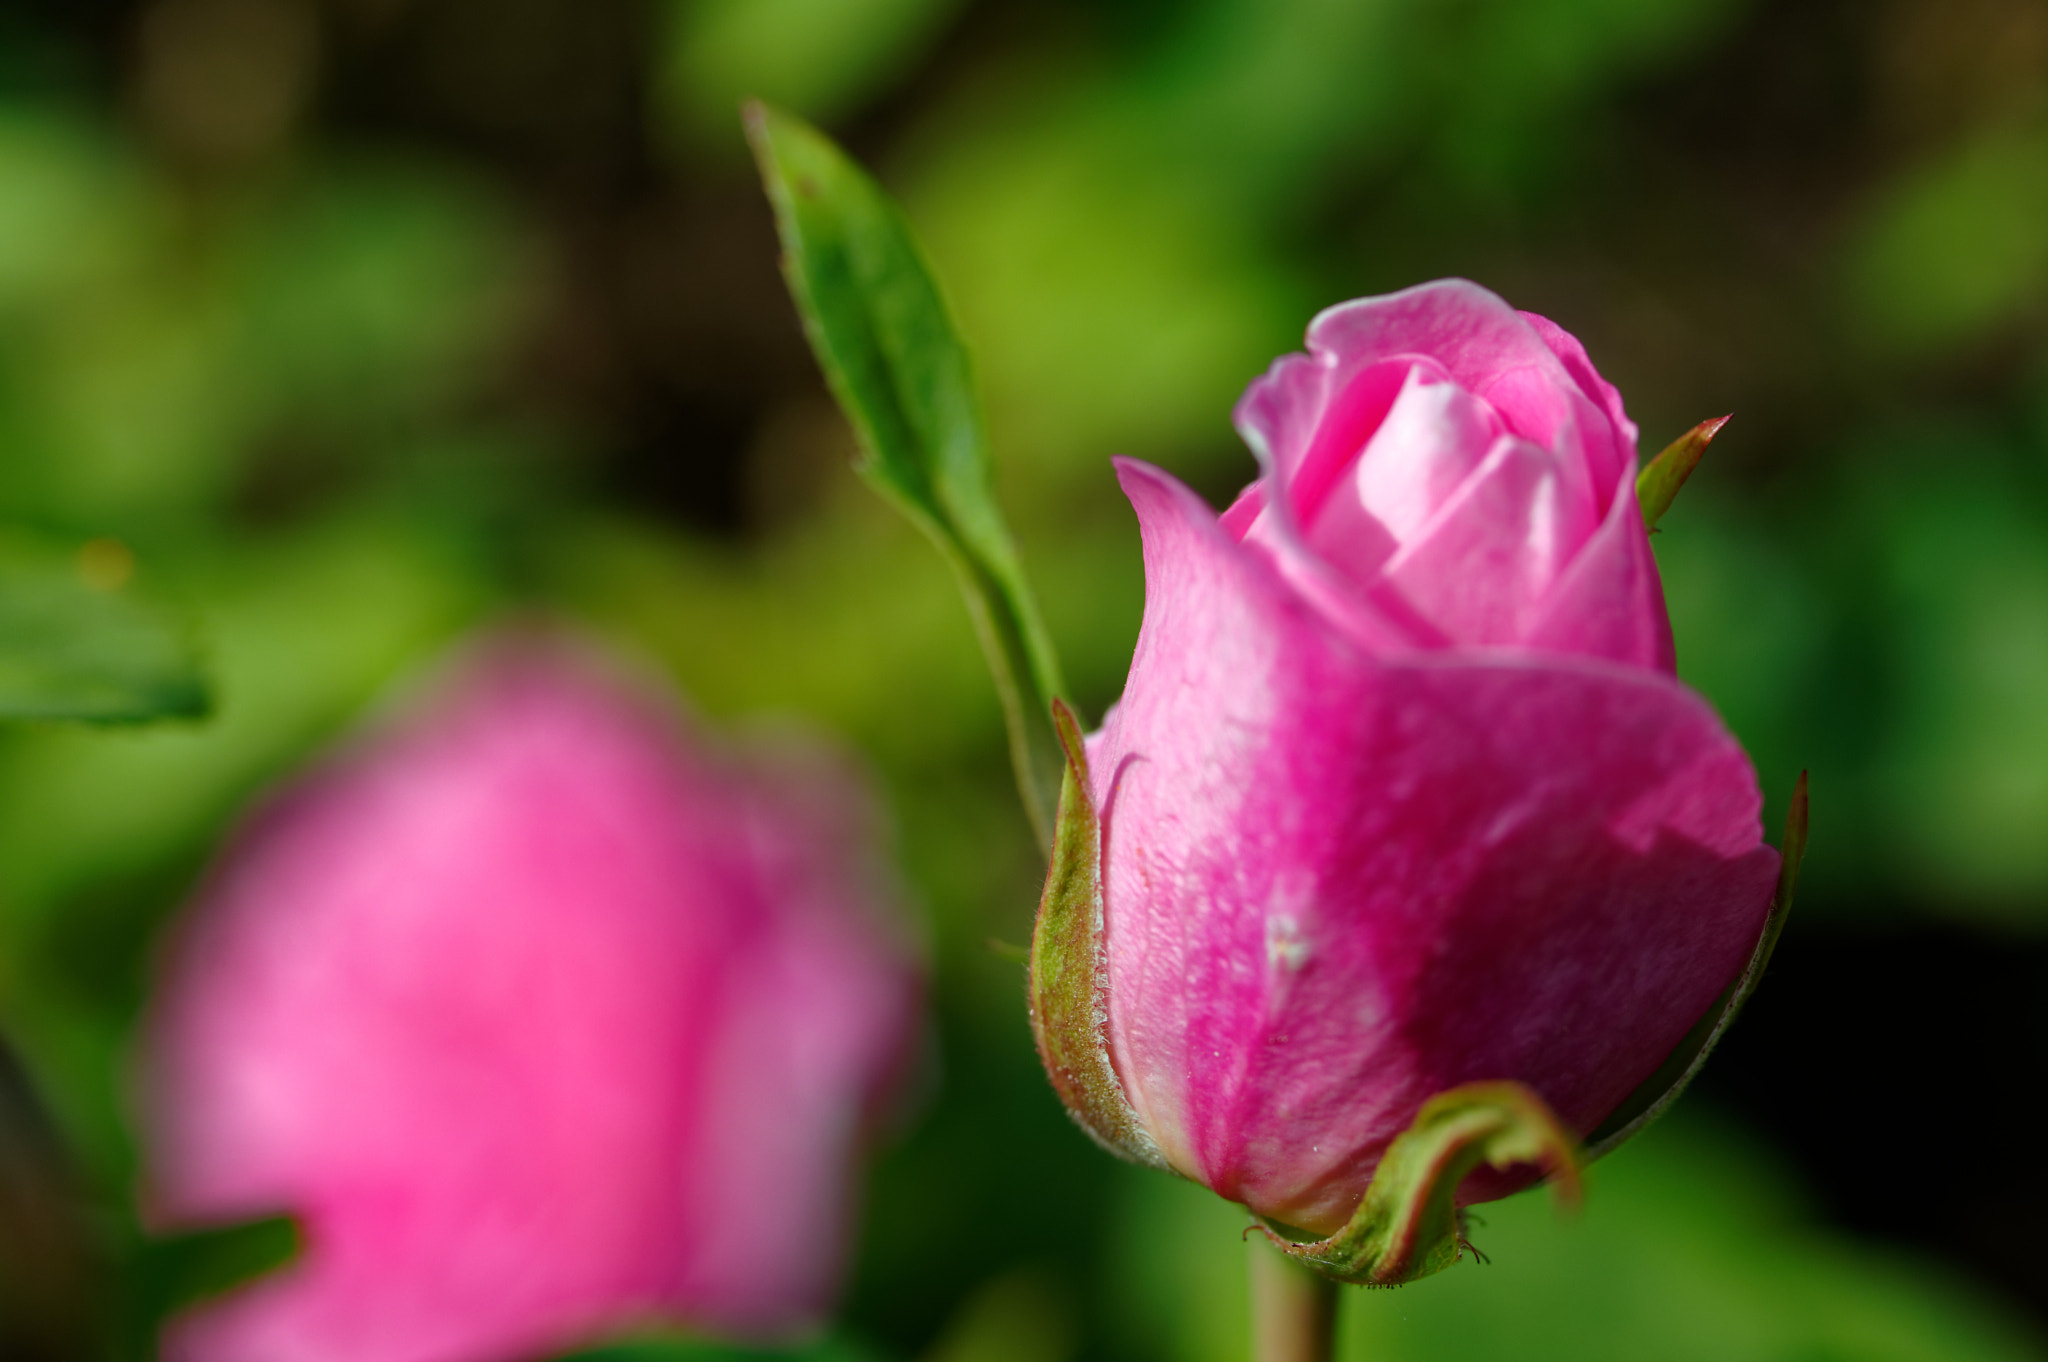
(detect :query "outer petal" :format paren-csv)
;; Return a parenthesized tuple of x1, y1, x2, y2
(668, 750, 919, 1335)
(145, 642, 917, 1362)
(1093, 461, 1775, 1235)
(1520, 310, 1639, 498)
(1525, 458, 1678, 674)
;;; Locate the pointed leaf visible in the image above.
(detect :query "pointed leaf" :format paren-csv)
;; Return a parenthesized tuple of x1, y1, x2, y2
(0, 534, 208, 723)
(1637, 415, 1730, 531)
(1026, 699, 1165, 1167)
(747, 101, 1065, 844)
(119, 1214, 299, 1357)
(1260, 1081, 1582, 1286)
(1587, 770, 1808, 1158)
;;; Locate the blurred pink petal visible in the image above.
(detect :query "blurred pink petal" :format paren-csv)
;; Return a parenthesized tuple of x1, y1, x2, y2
(142, 636, 920, 1362)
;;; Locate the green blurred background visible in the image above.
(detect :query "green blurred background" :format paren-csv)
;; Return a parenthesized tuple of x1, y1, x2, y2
(3, 0, 2048, 1358)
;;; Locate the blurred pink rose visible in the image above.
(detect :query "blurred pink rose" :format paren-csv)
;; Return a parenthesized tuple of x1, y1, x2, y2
(1080, 280, 1778, 1234)
(142, 637, 920, 1362)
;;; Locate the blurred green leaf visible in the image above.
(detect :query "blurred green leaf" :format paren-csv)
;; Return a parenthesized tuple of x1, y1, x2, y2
(1864, 447, 2048, 914)
(660, 0, 964, 138)
(899, 101, 1300, 493)
(1848, 123, 2048, 357)
(747, 102, 1066, 845)
(0, 534, 205, 723)
(920, 1270, 1073, 1362)
(555, 1332, 891, 1362)
(225, 167, 530, 437)
(0, 504, 491, 1183)
(123, 1215, 299, 1340)
(0, 111, 146, 311)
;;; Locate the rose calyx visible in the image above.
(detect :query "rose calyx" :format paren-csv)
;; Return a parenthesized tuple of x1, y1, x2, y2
(1026, 699, 1166, 1169)
(1256, 1081, 1583, 1287)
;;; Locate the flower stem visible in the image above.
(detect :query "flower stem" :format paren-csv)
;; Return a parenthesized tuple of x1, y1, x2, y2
(1251, 1238, 1339, 1362)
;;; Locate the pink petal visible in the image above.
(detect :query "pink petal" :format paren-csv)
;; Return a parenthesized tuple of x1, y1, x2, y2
(1233, 282, 1574, 524)
(1526, 459, 1678, 673)
(1367, 433, 1593, 648)
(1228, 281, 1648, 660)
(145, 640, 919, 1362)
(1094, 461, 1775, 1235)
(1520, 309, 1639, 497)
(1296, 282, 1578, 445)
(1299, 363, 1503, 588)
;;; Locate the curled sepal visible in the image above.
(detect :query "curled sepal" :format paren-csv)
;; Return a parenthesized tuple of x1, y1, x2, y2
(1587, 770, 1809, 1159)
(1026, 699, 1166, 1168)
(1257, 1081, 1583, 1286)
(1636, 414, 1730, 531)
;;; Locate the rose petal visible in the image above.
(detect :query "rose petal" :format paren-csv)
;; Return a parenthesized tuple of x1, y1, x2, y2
(147, 645, 918, 1362)
(1521, 309, 1639, 497)
(1096, 460, 1775, 1235)
(1300, 363, 1503, 587)
(1526, 460, 1678, 673)
(1367, 433, 1592, 647)
(1297, 282, 1580, 440)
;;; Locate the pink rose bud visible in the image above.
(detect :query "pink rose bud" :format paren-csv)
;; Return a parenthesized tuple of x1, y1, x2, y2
(140, 637, 921, 1362)
(1037, 280, 1781, 1247)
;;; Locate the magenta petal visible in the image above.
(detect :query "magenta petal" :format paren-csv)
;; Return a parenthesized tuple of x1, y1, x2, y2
(145, 641, 919, 1362)
(1090, 458, 1348, 1177)
(665, 754, 916, 1333)
(1520, 309, 1639, 496)
(1239, 357, 1413, 531)
(1232, 283, 1570, 511)
(1527, 461, 1678, 673)
(1298, 283, 1582, 447)
(1368, 434, 1593, 647)
(1094, 461, 1774, 1234)
(1301, 364, 1503, 590)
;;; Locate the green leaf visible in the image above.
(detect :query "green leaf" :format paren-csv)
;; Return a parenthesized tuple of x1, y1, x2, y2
(1586, 770, 1809, 1159)
(664, 0, 965, 137)
(1636, 414, 1729, 532)
(1258, 1081, 1583, 1287)
(1026, 699, 1165, 1168)
(552, 1335, 887, 1362)
(120, 1214, 300, 1352)
(0, 533, 208, 723)
(745, 101, 1066, 845)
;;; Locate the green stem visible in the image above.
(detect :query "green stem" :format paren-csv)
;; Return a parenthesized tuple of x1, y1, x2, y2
(1251, 1238, 1339, 1362)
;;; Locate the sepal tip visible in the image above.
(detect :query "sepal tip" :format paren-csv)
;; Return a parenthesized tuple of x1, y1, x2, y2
(1637, 413, 1731, 531)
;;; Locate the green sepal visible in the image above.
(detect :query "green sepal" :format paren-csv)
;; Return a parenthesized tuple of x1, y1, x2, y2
(1636, 414, 1730, 532)
(1586, 770, 1809, 1158)
(1026, 699, 1165, 1168)
(746, 101, 1066, 846)
(1258, 1081, 1583, 1286)
(0, 533, 209, 724)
